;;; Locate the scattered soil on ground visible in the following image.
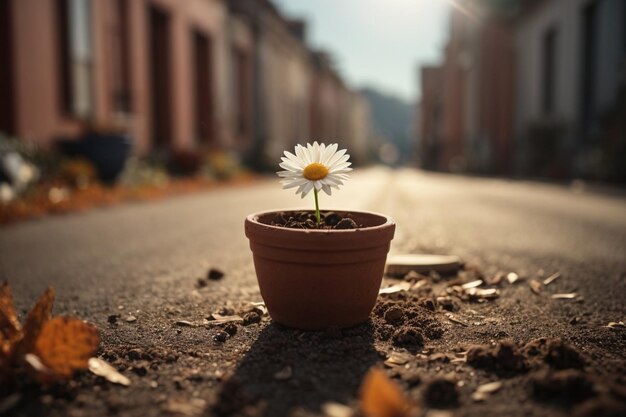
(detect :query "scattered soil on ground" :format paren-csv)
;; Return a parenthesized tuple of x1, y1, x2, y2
(2, 262, 626, 417)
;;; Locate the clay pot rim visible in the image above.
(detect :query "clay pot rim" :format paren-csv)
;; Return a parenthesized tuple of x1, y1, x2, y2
(246, 208, 395, 234)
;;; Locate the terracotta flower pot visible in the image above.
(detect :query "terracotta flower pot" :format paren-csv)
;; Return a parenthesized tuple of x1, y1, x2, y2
(245, 209, 396, 330)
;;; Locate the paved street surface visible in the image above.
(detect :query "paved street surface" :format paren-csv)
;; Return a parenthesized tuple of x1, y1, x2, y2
(1, 167, 626, 417)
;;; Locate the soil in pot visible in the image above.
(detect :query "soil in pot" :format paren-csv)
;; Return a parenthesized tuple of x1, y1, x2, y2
(268, 210, 361, 230)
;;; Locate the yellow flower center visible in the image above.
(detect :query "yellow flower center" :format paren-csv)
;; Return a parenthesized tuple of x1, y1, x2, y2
(303, 163, 329, 181)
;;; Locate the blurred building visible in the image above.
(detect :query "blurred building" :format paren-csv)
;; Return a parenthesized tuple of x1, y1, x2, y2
(418, 0, 626, 181)
(516, 0, 626, 180)
(2, 0, 233, 155)
(1, 0, 371, 168)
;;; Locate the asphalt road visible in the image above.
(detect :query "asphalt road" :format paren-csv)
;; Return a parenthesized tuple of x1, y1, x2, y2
(1, 167, 626, 416)
(2, 168, 625, 309)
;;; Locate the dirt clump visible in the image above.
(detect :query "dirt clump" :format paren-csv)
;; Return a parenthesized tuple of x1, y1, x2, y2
(392, 327, 424, 349)
(573, 396, 626, 417)
(531, 369, 596, 403)
(372, 293, 444, 350)
(423, 378, 459, 408)
(467, 340, 527, 373)
(524, 337, 586, 369)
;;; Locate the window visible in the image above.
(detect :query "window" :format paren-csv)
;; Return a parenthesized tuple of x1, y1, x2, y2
(580, 0, 598, 140)
(110, 0, 131, 113)
(58, 0, 94, 118)
(232, 46, 251, 137)
(541, 26, 557, 114)
(0, 0, 15, 134)
(193, 30, 213, 143)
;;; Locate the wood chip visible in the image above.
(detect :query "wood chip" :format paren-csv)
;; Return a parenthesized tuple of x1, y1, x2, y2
(551, 293, 577, 299)
(606, 321, 626, 329)
(411, 279, 430, 291)
(471, 381, 502, 401)
(379, 282, 412, 294)
(88, 357, 131, 386)
(384, 351, 412, 367)
(174, 320, 195, 327)
(321, 402, 353, 417)
(206, 315, 243, 325)
(162, 398, 206, 416)
(125, 315, 137, 323)
(466, 288, 499, 299)
(249, 302, 268, 316)
(529, 280, 542, 294)
(506, 272, 520, 284)
(461, 280, 483, 289)
(476, 381, 503, 394)
(542, 272, 561, 286)
(446, 313, 469, 327)
(274, 366, 293, 380)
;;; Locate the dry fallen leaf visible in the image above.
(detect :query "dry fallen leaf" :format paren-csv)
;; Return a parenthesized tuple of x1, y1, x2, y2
(360, 368, 413, 417)
(32, 316, 100, 381)
(17, 287, 55, 357)
(0, 283, 22, 374)
(0, 282, 21, 344)
(88, 357, 131, 386)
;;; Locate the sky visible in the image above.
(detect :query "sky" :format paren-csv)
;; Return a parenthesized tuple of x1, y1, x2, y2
(273, 0, 450, 103)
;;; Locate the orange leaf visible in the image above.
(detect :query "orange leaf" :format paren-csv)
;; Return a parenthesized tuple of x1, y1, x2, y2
(17, 287, 55, 356)
(360, 368, 411, 417)
(0, 282, 22, 373)
(32, 316, 100, 381)
(0, 281, 22, 341)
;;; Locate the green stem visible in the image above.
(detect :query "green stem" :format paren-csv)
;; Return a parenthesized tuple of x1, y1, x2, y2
(313, 188, 321, 225)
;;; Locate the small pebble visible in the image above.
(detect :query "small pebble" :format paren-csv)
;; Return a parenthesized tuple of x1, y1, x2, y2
(223, 323, 238, 336)
(334, 218, 358, 229)
(127, 348, 143, 361)
(243, 312, 261, 326)
(132, 366, 148, 377)
(208, 268, 225, 280)
(213, 331, 229, 343)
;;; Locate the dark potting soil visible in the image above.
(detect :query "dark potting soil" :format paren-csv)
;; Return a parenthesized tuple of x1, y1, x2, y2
(267, 211, 361, 230)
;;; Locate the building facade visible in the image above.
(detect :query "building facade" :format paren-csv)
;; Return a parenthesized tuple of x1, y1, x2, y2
(418, 0, 516, 174)
(515, 0, 626, 179)
(1, 0, 372, 168)
(418, 0, 626, 181)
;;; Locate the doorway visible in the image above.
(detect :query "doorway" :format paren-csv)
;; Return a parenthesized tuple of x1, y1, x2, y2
(148, 6, 171, 148)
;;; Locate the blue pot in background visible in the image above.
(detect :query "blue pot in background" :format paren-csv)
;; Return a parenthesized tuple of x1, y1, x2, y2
(57, 134, 132, 184)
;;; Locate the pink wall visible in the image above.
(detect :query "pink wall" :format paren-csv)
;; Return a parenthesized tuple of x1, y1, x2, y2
(10, 0, 227, 155)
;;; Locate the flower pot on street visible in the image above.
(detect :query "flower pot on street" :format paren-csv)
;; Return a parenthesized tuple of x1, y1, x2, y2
(245, 209, 395, 330)
(57, 133, 132, 184)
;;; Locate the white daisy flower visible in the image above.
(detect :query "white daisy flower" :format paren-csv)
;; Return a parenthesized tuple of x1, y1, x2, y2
(277, 141, 352, 199)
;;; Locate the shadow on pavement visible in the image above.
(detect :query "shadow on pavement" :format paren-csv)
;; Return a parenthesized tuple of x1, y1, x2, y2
(209, 321, 378, 416)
